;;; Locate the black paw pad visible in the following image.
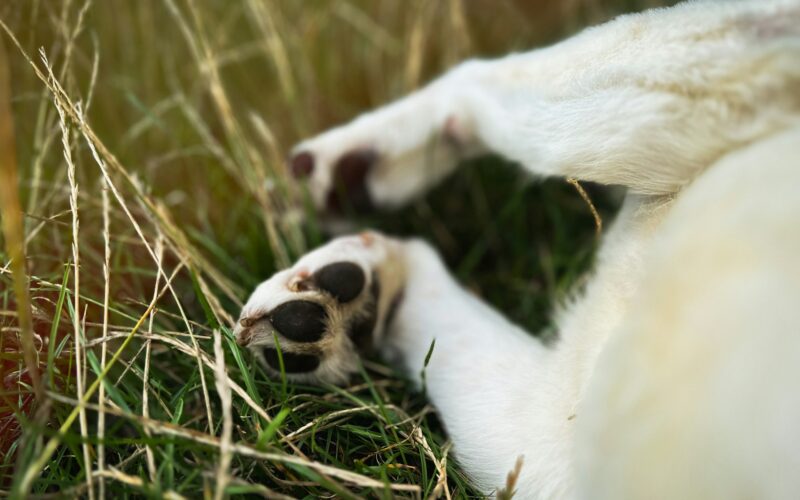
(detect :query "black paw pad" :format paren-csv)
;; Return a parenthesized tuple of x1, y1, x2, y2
(270, 300, 327, 343)
(326, 149, 377, 213)
(289, 151, 315, 178)
(313, 262, 365, 303)
(347, 275, 380, 351)
(262, 348, 320, 373)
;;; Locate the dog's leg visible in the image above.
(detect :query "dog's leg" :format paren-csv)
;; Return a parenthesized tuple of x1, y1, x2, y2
(290, 1, 799, 210)
(378, 239, 566, 496)
(234, 233, 570, 495)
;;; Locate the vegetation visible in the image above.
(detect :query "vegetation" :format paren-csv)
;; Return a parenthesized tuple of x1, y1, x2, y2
(1, 1, 672, 497)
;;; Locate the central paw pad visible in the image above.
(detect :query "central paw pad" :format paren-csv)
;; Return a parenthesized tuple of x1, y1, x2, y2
(269, 300, 327, 343)
(235, 234, 405, 384)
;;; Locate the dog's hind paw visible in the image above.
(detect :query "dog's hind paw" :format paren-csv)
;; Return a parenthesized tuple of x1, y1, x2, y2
(234, 232, 406, 384)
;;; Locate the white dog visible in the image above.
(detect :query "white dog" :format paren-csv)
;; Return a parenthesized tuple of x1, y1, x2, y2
(234, 1, 800, 498)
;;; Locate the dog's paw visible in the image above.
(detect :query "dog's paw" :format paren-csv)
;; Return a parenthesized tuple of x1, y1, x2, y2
(287, 86, 479, 214)
(234, 232, 406, 385)
(291, 147, 380, 214)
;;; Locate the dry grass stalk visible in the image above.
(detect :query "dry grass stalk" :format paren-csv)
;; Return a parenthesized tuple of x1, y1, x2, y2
(496, 455, 525, 500)
(93, 469, 186, 500)
(46, 49, 96, 500)
(142, 235, 164, 481)
(25, 0, 92, 220)
(445, 0, 472, 65)
(416, 430, 451, 500)
(245, 0, 298, 110)
(212, 329, 234, 500)
(567, 178, 604, 237)
(404, 0, 431, 91)
(97, 175, 111, 498)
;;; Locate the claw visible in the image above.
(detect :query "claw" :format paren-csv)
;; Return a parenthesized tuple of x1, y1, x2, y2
(235, 322, 253, 346)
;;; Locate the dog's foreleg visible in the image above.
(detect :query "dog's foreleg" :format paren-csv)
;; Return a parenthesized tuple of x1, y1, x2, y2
(380, 240, 571, 498)
(291, 1, 799, 208)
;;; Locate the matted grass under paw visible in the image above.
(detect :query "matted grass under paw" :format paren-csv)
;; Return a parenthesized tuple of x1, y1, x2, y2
(1, 0, 672, 497)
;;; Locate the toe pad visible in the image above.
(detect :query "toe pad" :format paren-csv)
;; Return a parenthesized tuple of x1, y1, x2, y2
(313, 262, 366, 303)
(262, 348, 320, 373)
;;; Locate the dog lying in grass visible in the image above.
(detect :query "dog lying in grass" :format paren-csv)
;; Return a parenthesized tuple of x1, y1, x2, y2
(234, 1, 800, 497)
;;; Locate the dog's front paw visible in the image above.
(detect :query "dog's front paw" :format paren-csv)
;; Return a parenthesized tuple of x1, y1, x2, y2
(287, 85, 479, 214)
(235, 232, 406, 384)
(290, 147, 380, 214)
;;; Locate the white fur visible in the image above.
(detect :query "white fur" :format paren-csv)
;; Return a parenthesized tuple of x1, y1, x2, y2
(240, 1, 800, 497)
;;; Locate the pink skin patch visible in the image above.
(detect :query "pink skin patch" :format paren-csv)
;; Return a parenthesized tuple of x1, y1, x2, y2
(288, 269, 312, 292)
(443, 115, 473, 148)
(359, 231, 376, 247)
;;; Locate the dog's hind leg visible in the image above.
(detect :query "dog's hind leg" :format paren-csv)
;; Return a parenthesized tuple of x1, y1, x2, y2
(290, 0, 799, 211)
(576, 125, 800, 500)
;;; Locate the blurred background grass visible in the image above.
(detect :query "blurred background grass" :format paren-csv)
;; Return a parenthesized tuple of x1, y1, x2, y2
(1, 0, 676, 497)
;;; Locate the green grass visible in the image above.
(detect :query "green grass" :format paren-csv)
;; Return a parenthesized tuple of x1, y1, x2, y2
(1, 1, 673, 497)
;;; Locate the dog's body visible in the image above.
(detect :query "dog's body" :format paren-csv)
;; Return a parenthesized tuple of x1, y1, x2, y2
(235, 1, 800, 497)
